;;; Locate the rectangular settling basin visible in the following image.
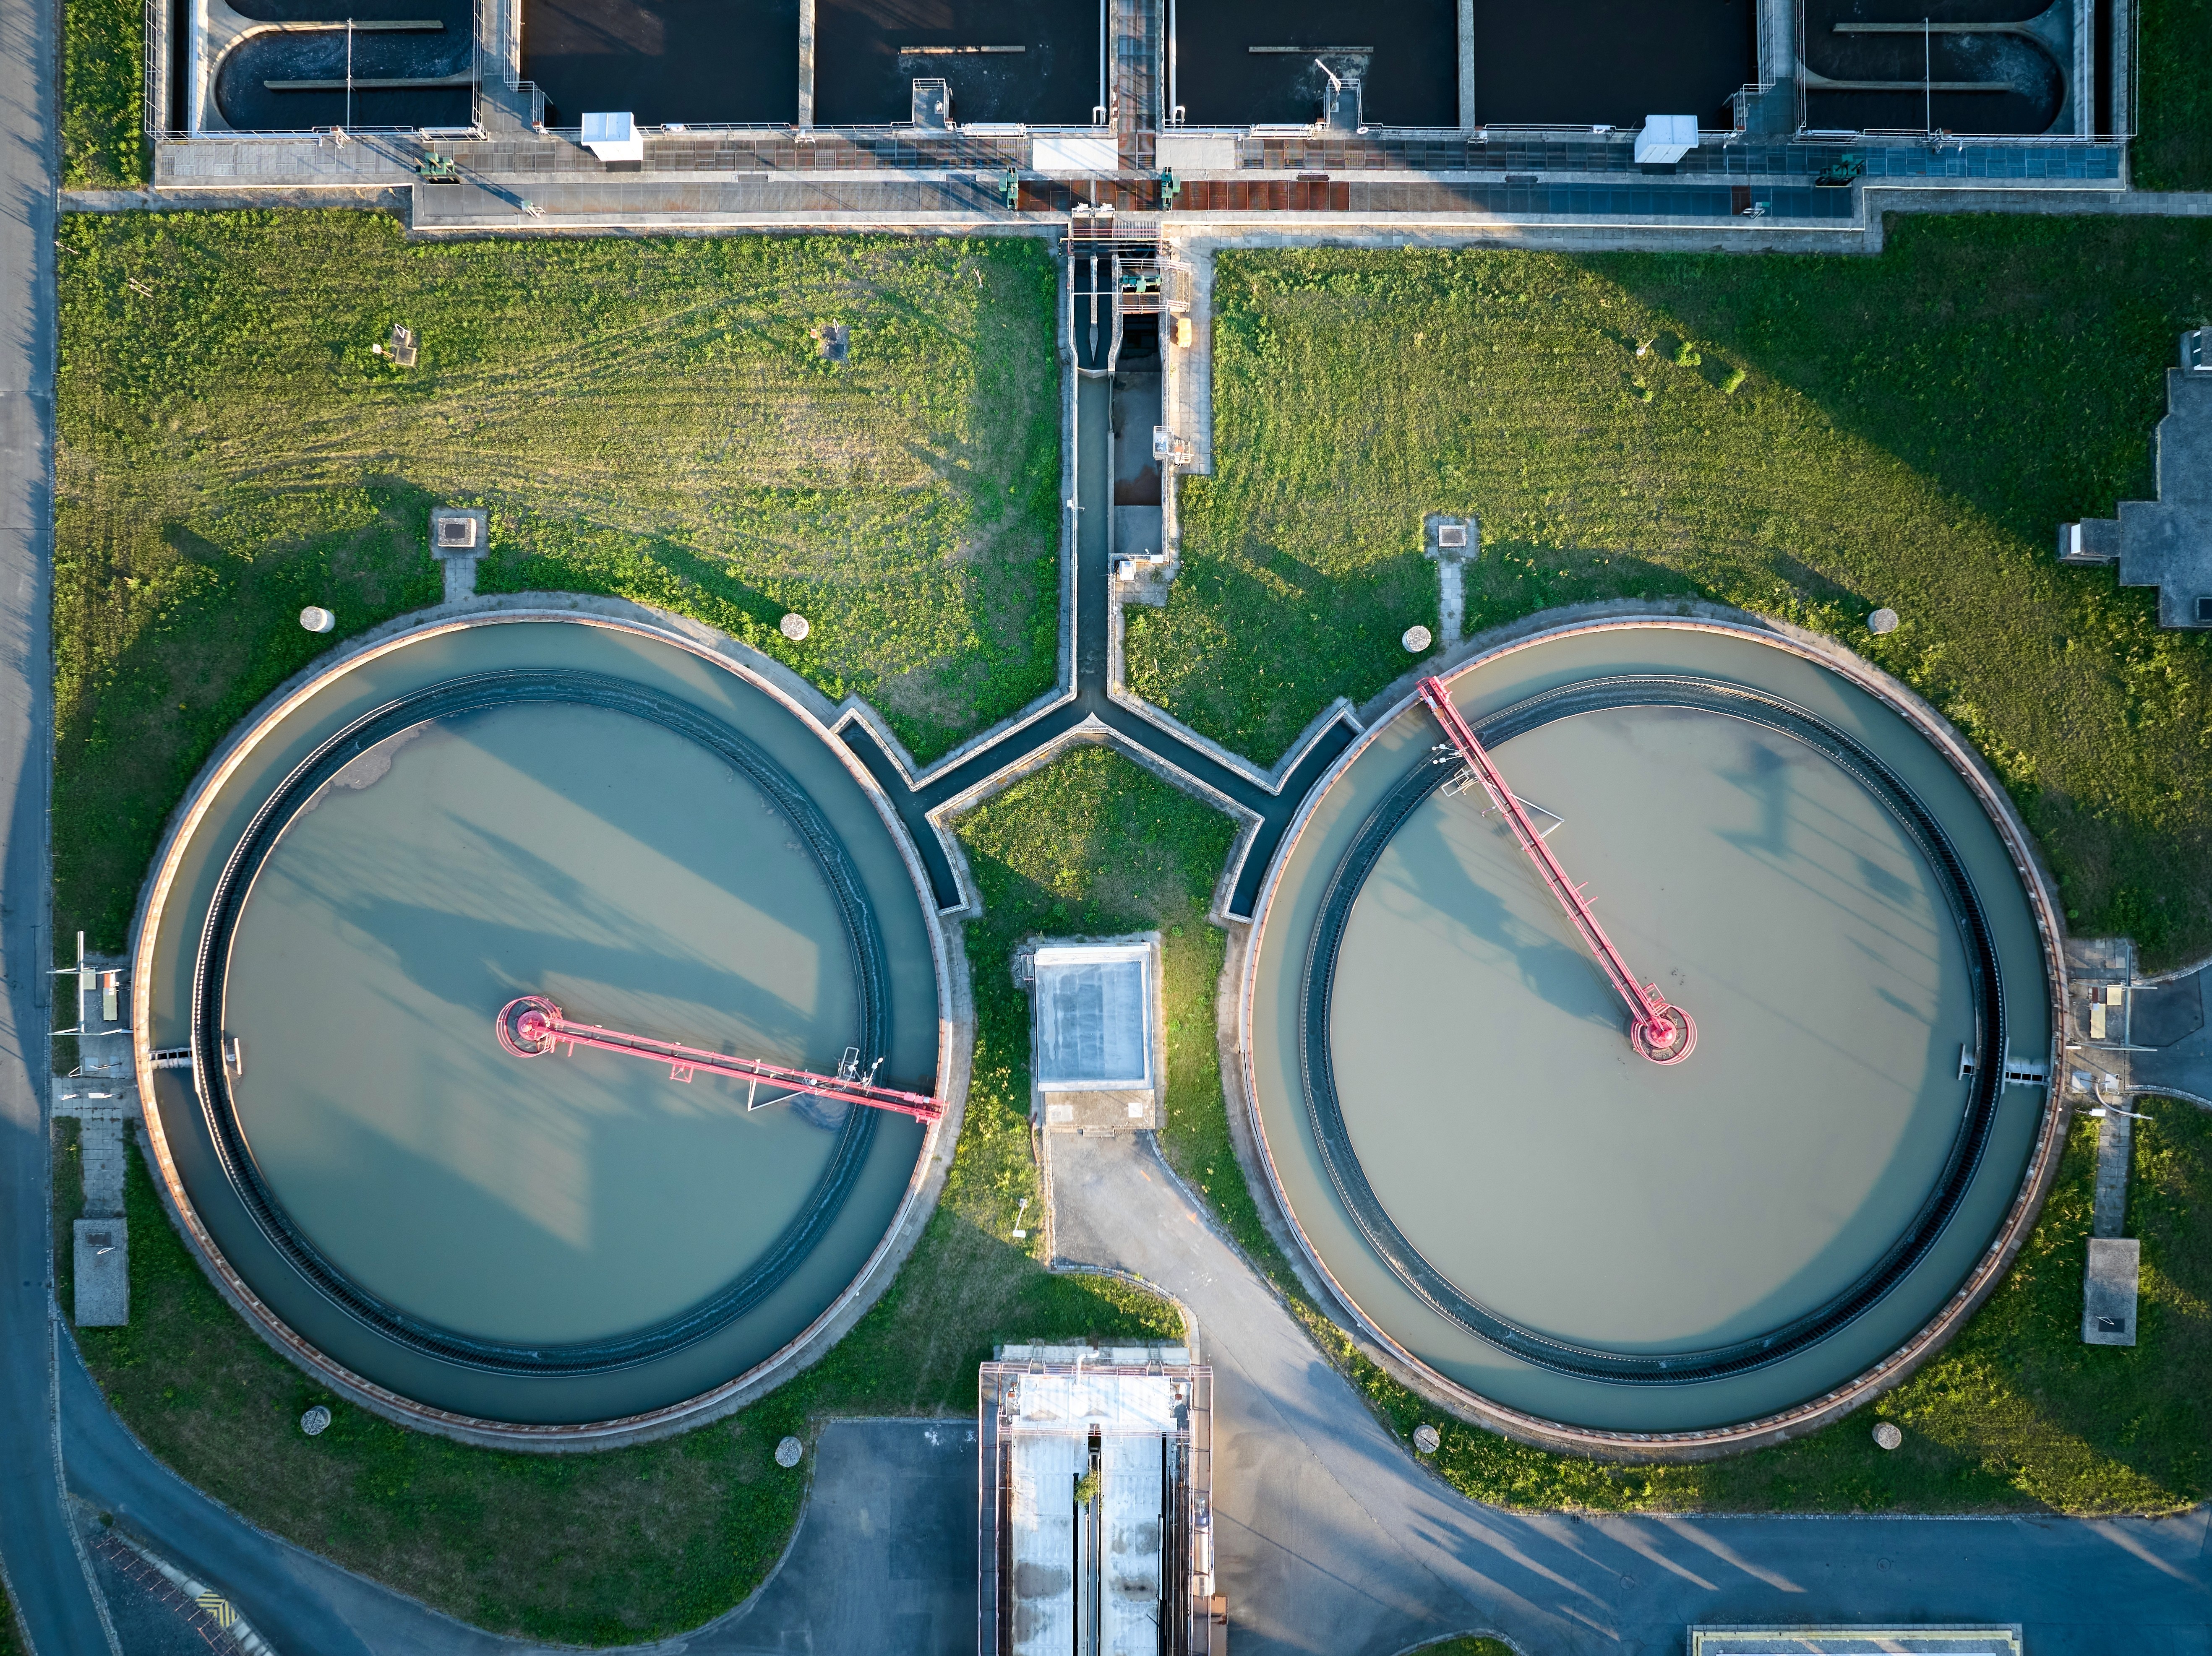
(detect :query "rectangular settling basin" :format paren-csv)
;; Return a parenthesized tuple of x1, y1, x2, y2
(1472, 0, 1754, 129)
(813, 0, 1104, 125)
(522, 0, 799, 126)
(1173, 0, 1458, 128)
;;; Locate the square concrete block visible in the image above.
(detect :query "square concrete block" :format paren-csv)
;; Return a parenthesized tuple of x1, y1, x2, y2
(2083, 1236, 2141, 1345)
(73, 1218, 128, 1327)
(429, 508, 489, 602)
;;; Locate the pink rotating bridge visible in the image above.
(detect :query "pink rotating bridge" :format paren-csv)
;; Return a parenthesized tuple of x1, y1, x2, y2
(495, 995, 944, 1121)
(1419, 675, 1696, 1065)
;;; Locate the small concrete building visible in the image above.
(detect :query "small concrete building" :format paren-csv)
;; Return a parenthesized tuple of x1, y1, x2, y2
(979, 1344, 1220, 1656)
(1019, 936, 1165, 1130)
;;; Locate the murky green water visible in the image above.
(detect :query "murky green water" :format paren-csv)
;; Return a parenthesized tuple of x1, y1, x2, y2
(226, 703, 861, 1347)
(1332, 704, 1971, 1353)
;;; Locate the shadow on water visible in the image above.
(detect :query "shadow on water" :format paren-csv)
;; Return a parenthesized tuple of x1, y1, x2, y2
(1371, 793, 1622, 1036)
(266, 807, 845, 1060)
(434, 706, 856, 949)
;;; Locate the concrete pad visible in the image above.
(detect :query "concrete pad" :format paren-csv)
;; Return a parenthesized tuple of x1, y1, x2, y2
(430, 507, 487, 601)
(73, 1219, 128, 1327)
(76, 1115, 127, 1216)
(2083, 1236, 2140, 1345)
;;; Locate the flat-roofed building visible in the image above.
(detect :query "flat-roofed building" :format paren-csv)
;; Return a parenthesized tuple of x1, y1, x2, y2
(980, 1344, 1221, 1656)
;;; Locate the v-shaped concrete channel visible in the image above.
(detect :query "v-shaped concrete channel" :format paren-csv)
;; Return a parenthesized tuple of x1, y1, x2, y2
(835, 235, 1359, 924)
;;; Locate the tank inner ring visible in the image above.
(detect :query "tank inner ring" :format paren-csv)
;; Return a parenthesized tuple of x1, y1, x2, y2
(1299, 673, 2005, 1386)
(191, 668, 887, 1377)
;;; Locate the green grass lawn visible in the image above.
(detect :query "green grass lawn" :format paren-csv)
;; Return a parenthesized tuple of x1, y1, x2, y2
(2136, 0, 2212, 191)
(61, 0, 145, 189)
(53, 208, 2212, 1643)
(55, 211, 1062, 953)
(1128, 223, 2212, 968)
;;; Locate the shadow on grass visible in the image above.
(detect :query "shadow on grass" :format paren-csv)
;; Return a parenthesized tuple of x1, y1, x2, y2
(1584, 217, 2212, 546)
(54, 478, 443, 953)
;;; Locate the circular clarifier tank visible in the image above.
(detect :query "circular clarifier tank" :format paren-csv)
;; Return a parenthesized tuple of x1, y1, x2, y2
(135, 612, 948, 1435)
(1242, 618, 2061, 1441)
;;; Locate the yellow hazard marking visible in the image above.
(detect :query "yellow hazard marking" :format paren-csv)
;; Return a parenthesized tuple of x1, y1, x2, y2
(194, 1592, 237, 1629)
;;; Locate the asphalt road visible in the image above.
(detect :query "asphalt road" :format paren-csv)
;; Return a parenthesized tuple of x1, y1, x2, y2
(0, 0, 116, 1639)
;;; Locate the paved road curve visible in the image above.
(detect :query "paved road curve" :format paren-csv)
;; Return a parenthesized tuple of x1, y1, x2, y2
(0, 0, 119, 1640)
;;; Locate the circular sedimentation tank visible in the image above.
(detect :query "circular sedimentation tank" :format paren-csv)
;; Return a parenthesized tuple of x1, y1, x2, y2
(1241, 617, 2063, 1448)
(133, 610, 949, 1439)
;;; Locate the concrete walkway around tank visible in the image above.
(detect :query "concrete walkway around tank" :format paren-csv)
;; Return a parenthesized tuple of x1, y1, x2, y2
(1044, 1127, 2212, 1655)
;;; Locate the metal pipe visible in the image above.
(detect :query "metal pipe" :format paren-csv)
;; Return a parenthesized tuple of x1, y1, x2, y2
(1417, 676, 1696, 1064)
(495, 995, 942, 1120)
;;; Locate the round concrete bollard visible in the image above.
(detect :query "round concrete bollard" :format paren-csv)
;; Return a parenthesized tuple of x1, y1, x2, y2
(300, 1405, 333, 1437)
(1412, 1423, 1441, 1455)
(1867, 607, 1900, 636)
(775, 1435, 804, 1468)
(780, 612, 811, 642)
(1401, 625, 1433, 654)
(1872, 1421, 1903, 1450)
(300, 606, 336, 634)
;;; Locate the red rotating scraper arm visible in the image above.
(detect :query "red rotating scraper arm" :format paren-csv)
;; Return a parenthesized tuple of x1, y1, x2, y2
(1416, 677, 1696, 1065)
(495, 996, 943, 1120)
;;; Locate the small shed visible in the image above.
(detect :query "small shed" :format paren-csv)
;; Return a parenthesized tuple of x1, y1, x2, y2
(1634, 114, 1699, 164)
(580, 111, 644, 164)
(1020, 935, 1164, 1130)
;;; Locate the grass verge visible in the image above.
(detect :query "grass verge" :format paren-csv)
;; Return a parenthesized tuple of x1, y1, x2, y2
(69, 1033, 1174, 1643)
(56, 212, 1062, 952)
(2135, 0, 2212, 191)
(62, 0, 146, 189)
(1128, 225, 2212, 966)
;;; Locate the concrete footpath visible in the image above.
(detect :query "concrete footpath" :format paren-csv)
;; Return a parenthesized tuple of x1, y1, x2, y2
(1046, 1130, 2212, 1656)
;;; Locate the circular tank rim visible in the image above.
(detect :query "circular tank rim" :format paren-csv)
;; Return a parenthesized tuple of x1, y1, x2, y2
(128, 596, 969, 1452)
(1234, 607, 2072, 1461)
